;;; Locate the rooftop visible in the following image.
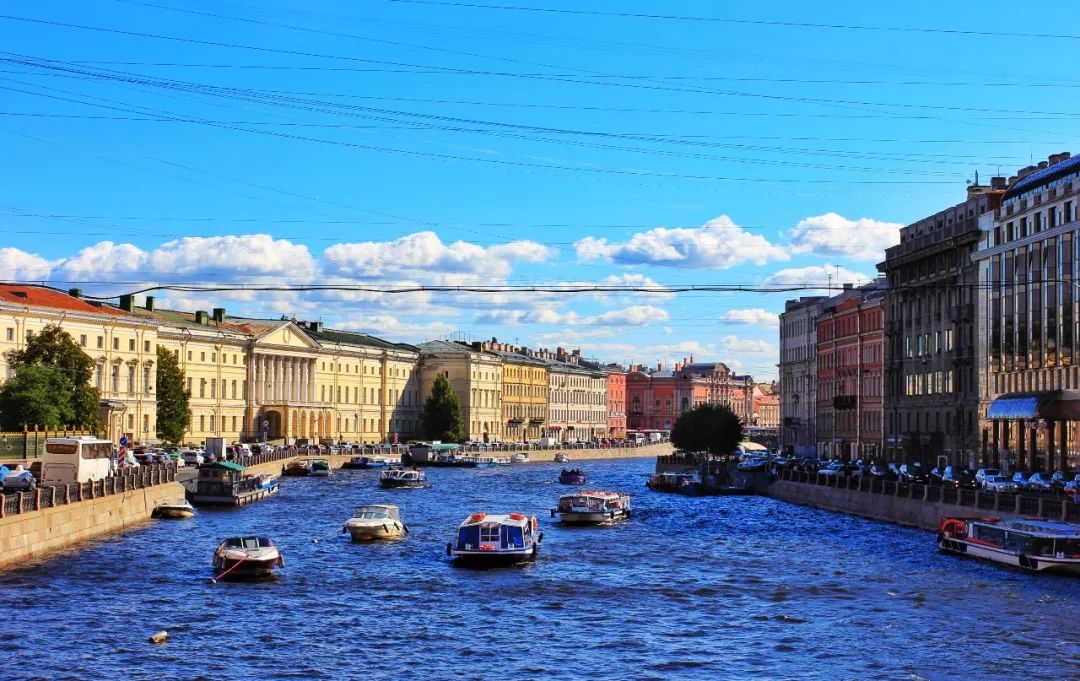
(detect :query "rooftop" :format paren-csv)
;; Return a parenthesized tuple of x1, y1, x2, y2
(0, 284, 134, 318)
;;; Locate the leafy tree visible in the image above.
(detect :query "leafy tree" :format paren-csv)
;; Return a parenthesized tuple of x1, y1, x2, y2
(0, 364, 76, 430)
(670, 404, 744, 457)
(155, 346, 190, 444)
(421, 373, 465, 442)
(8, 324, 101, 429)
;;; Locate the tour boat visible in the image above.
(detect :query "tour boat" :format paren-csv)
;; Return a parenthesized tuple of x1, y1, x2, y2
(309, 459, 332, 477)
(211, 536, 284, 579)
(379, 467, 429, 489)
(510, 453, 529, 464)
(938, 516, 1080, 575)
(343, 504, 407, 541)
(342, 455, 391, 470)
(551, 491, 631, 525)
(558, 468, 586, 485)
(447, 512, 542, 566)
(256, 473, 279, 492)
(282, 460, 310, 477)
(646, 472, 698, 493)
(554, 453, 570, 463)
(151, 499, 195, 519)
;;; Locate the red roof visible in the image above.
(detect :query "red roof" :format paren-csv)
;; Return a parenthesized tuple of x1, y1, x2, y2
(0, 285, 133, 317)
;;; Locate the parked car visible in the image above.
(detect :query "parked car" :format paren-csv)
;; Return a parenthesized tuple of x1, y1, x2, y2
(869, 463, 895, 481)
(1025, 472, 1054, 492)
(974, 468, 1001, 486)
(1050, 471, 1070, 494)
(929, 467, 945, 485)
(182, 450, 204, 466)
(2, 467, 37, 492)
(899, 463, 928, 484)
(982, 475, 1018, 493)
(1064, 474, 1080, 496)
(1011, 471, 1030, 488)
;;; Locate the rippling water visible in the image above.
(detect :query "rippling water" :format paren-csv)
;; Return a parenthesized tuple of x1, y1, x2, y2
(1, 457, 1077, 680)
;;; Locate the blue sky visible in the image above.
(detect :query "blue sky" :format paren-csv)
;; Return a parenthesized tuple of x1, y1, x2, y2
(3, 0, 1080, 379)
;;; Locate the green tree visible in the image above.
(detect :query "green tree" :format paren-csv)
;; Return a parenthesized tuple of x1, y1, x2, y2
(0, 364, 76, 430)
(670, 404, 744, 457)
(8, 324, 101, 429)
(155, 346, 190, 444)
(421, 374, 465, 442)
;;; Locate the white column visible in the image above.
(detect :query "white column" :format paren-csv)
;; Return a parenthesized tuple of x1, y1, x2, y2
(287, 358, 295, 403)
(309, 359, 316, 403)
(255, 356, 264, 404)
(300, 360, 308, 402)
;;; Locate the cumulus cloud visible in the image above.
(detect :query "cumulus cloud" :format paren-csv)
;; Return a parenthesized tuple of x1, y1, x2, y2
(786, 212, 901, 261)
(574, 215, 787, 269)
(0, 247, 53, 281)
(721, 308, 780, 327)
(720, 335, 777, 355)
(476, 304, 668, 327)
(335, 315, 457, 342)
(763, 264, 873, 291)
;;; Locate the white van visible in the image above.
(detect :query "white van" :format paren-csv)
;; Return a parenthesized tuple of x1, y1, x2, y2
(41, 436, 114, 486)
(628, 432, 645, 444)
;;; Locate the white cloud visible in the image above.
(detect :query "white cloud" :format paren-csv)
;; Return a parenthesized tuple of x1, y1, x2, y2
(786, 212, 901, 261)
(476, 304, 668, 327)
(720, 335, 777, 355)
(721, 308, 779, 327)
(335, 315, 457, 342)
(763, 264, 873, 292)
(0, 247, 53, 281)
(575, 215, 788, 269)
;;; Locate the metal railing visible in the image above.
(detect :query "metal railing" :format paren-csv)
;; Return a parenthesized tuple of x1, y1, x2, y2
(0, 464, 176, 519)
(777, 469, 1080, 523)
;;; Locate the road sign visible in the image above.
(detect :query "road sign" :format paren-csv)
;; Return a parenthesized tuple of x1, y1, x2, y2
(119, 436, 129, 447)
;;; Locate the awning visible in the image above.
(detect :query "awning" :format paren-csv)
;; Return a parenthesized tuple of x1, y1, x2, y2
(986, 390, 1080, 420)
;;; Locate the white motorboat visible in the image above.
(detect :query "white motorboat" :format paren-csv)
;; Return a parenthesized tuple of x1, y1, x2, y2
(380, 467, 429, 489)
(554, 452, 570, 463)
(939, 516, 1080, 575)
(343, 504, 407, 541)
(510, 453, 529, 464)
(551, 490, 631, 525)
(211, 536, 284, 579)
(151, 499, 195, 519)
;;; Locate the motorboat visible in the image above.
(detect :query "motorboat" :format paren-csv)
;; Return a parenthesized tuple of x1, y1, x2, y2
(255, 473, 279, 492)
(646, 472, 698, 493)
(211, 536, 284, 579)
(938, 516, 1080, 575)
(379, 467, 429, 489)
(554, 453, 570, 463)
(510, 453, 529, 464)
(493, 457, 511, 466)
(282, 460, 310, 477)
(342, 455, 391, 470)
(343, 504, 407, 541)
(151, 499, 195, 519)
(551, 491, 631, 525)
(407, 442, 462, 465)
(309, 459, 332, 477)
(558, 468, 586, 485)
(447, 512, 542, 566)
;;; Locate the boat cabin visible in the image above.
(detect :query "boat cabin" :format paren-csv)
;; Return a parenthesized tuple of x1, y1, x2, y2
(196, 461, 248, 497)
(223, 536, 276, 550)
(456, 513, 533, 551)
(352, 504, 401, 522)
(968, 518, 1080, 558)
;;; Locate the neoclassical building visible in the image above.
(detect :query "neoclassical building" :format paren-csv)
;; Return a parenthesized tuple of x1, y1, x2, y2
(418, 340, 504, 441)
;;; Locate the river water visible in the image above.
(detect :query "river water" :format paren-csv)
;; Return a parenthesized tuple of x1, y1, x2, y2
(0, 457, 1077, 680)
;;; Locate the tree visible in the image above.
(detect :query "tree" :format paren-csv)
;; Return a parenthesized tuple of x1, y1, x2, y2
(155, 346, 190, 444)
(421, 374, 465, 442)
(670, 404, 744, 457)
(7, 324, 100, 429)
(0, 364, 76, 430)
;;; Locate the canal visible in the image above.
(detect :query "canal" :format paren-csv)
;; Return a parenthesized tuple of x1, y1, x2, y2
(1, 457, 1077, 680)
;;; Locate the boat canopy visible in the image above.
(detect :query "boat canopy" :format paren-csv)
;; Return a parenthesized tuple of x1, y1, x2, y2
(204, 461, 246, 472)
(986, 390, 1080, 420)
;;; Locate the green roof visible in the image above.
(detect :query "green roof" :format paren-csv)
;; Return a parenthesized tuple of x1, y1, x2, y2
(206, 461, 247, 472)
(303, 326, 418, 352)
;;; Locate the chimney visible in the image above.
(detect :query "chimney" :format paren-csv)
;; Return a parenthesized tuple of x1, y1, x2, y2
(212, 307, 226, 323)
(68, 287, 82, 299)
(118, 294, 135, 312)
(312, 321, 323, 332)
(991, 176, 1007, 190)
(194, 310, 209, 325)
(144, 295, 155, 311)
(1007, 176, 1017, 186)
(843, 282, 854, 290)
(1038, 160, 1049, 170)
(1017, 165, 1038, 179)
(657, 361, 663, 372)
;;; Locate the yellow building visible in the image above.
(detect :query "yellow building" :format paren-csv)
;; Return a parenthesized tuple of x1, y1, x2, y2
(480, 340, 548, 443)
(419, 340, 504, 441)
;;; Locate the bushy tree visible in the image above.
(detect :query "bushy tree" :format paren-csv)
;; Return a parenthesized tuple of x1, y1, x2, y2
(670, 404, 744, 456)
(421, 374, 465, 442)
(155, 346, 190, 444)
(7, 324, 100, 429)
(0, 364, 76, 430)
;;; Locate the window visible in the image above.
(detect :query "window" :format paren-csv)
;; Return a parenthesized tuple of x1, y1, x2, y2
(946, 329, 955, 352)
(79, 334, 87, 347)
(232, 416, 237, 432)
(128, 414, 134, 430)
(144, 340, 150, 352)
(5, 328, 13, 342)
(200, 352, 205, 362)
(128, 339, 135, 351)
(200, 415, 205, 432)
(231, 380, 237, 399)
(142, 413, 149, 434)
(479, 523, 500, 544)
(211, 379, 216, 398)
(209, 415, 216, 432)
(187, 351, 192, 361)
(112, 364, 120, 393)
(200, 378, 206, 398)
(143, 365, 151, 395)
(113, 337, 119, 350)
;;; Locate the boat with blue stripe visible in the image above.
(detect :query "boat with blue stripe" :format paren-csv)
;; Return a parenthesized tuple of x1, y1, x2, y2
(447, 512, 542, 566)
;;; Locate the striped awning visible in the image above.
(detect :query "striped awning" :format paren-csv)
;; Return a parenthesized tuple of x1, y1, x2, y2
(987, 390, 1080, 420)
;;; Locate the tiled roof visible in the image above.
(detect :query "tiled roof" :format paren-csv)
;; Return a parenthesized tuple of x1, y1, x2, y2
(0, 284, 134, 318)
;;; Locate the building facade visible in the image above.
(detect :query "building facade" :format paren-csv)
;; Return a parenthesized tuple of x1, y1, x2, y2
(816, 282, 885, 461)
(480, 339, 549, 442)
(753, 382, 780, 428)
(779, 296, 825, 456)
(604, 367, 627, 439)
(975, 152, 1080, 473)
(626, 359, 755, 432)
(418, 341, 504, 442)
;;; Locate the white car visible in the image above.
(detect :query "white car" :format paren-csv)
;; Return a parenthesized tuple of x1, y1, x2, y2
(2, 467, 37, 492)
(974, 468, 1001, 486)
(982, 475, 1018, 493)
(1025, 472, 1053, 492)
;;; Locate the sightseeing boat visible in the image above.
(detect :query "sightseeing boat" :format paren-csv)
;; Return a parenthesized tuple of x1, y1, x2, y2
(282, 460, 311, 477)
(151, 499, 195, 519)
(558, 468, 586, 485)
(309, 459, 332, 477)
(938, 516, 1080, 575)
(211, 536, 285, 579)
(646, 471, 698, 493)
(447, 512, 542, 566)
(189, 461, 279, 507)
(342, 455, 391, 470)
(551, 490, 631, 525)
(407, 442, 462, 466)
(379, 467, 429, 489)
(343, 504, 407, 541)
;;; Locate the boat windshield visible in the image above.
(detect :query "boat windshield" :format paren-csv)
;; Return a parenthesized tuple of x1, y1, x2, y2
(225, 537, 273, 549)
(354, 508, 392, 520)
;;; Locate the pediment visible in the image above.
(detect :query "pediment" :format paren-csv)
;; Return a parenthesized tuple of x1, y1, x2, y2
(254, 322, 319, 350)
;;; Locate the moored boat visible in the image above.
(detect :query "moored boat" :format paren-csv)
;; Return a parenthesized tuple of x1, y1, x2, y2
(211, 536, 284, 579)
(447, 512, 542, 566)
(554, 452, 570, 463)
(510, 453, 529, 464)
(938, 516, 1080, 575)
(379, 467, 429, 489)
(256, 473, 279, 492)
(342, 455, 391, 470)
(343, 504, 407, 541)
(558, 468, 586, 485)
(151, 499, 195, 519)
(551, 490, 630, 525)
(282, 460, 310, 477)
(646, 471, 698, 493)
(309, 459, 332, 477)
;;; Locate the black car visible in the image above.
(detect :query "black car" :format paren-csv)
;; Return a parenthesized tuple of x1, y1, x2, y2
(941, 467, 977, 490)
(929, 466, 945, 486)
(899, 463, 929, 484)
(869, 463, 896, 481)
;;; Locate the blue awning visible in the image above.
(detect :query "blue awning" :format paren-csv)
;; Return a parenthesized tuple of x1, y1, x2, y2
(987, 390, 1080, 420)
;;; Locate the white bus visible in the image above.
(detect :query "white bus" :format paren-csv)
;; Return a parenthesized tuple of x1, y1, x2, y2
(41, 436, 115, 486)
